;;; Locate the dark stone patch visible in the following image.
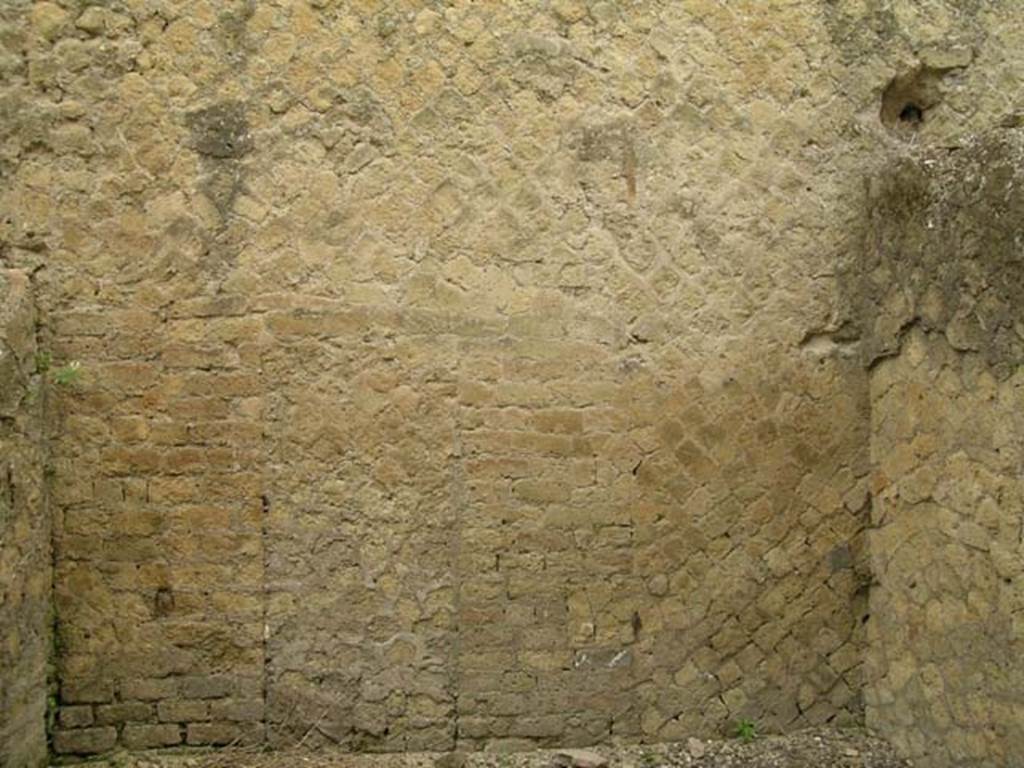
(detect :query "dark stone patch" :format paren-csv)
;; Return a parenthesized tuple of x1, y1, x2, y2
(187, 103, 253, 159)
(216, 0, 256, 65)
(846, 129, 1024, 377)
(201, 165, 246, 218)
(574, 122, 630, 163)
(154, 587, 175, 617)
(828, 544, 854, 572)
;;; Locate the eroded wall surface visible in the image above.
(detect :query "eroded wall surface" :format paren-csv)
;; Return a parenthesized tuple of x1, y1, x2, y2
(0, 270, 49, 768)
(862, 132, 1024, 766)
(261, 311, 869, 750)
(0, 0, 1022, 759)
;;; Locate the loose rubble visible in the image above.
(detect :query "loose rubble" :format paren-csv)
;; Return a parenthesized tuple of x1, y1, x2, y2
(63, 728, 911, 768)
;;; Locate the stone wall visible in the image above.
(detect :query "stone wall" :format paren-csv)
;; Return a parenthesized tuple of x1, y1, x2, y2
(861, 132, 1024, 766)
(260, 304, 870, 751)
(0, 270, 49, 768)
(0, 0, 1022, 762)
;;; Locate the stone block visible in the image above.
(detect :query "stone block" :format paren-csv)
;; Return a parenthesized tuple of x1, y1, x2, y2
(187, 721, 264, 746)
(58, 705, 94, 729)
(179, 675, 235, 699)
(209, 697, 264, 722)
(157, 698, 210, 722)
(120, 677, 177, 701)
(95, 701, 153, 725)
(122, 723, 183, 749)
(61, 680, 114, 705)
(52, 727, 117, 755)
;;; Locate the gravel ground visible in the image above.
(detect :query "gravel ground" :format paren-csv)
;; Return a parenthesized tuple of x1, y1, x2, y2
(68, 728, 912, 768)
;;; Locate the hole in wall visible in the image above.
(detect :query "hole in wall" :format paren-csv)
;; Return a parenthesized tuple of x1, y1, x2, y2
(899, 103, 924, 125)
(880, 64, 962, 134)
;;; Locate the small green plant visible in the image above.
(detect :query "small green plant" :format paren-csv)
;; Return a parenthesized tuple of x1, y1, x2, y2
(32, 351, 83, 393)
(25, 353, 85, 410)
(735, 718, 758, 743)
(51, 360, 82, 387)
(35, 350, 52, 374)
(45, 693, 58, 734)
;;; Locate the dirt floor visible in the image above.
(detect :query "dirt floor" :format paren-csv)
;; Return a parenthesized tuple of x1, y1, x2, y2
(67, 728, 912, 768)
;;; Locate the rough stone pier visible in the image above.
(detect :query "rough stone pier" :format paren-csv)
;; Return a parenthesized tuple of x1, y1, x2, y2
(1, 2, 1022, 767)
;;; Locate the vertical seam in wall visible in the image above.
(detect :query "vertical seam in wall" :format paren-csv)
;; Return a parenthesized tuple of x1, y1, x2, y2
(628, 382, 639, 739)
(258, 319, 270, 747)
(36, 274, 59, 757)
(858, 353, 875, 721)
(449, 377, 465, 749)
